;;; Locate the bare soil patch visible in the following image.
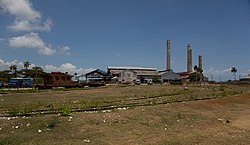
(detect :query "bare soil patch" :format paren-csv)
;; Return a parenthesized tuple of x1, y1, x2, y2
(0, 85, 250, 144)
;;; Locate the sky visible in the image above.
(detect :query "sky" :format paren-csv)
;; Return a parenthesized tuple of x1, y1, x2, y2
(0, 0, 250, 81)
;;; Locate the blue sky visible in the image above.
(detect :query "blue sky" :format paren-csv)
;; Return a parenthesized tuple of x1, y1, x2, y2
(0, 0, 250, 81)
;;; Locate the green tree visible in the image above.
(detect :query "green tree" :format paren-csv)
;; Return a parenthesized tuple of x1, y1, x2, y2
(152, 76, 161, 84)
(197, 67, 203, 82)
(0, 70, 13, 82)
(23, 61, 31, 70)
(32, 66, 44, 85)
(9, 64, 17, 78)
(231, 67, 237, 80)
(32, 66, 44, 77)
(190, 66, 203, 83)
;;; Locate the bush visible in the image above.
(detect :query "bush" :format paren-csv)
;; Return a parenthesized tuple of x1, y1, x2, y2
(152, 76, 161, 84)
(60, 106, 71, 116)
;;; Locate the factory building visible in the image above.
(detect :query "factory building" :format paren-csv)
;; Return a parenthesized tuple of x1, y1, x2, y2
(160, 40, 207, 83)
(108, 66, 158, 84)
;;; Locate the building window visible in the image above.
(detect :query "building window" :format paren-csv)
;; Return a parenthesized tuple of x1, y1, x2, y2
(55, 76, 59, 81)
(61, 76, 65, 81)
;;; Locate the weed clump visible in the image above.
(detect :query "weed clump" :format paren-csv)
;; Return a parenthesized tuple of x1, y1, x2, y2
(60, 106, 71, 116)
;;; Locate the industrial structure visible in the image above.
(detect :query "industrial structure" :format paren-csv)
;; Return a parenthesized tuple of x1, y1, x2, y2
(41, 39, 206, 86)
(166, 39, 171, 71)
(160, 39, 206, 83)
(3, 38, 206, 88)
(187, 44, 193, 72)
(107, 67, 158, 84)
(159, 39, 181, 83)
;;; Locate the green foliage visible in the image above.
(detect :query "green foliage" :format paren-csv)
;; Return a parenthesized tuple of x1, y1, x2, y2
(189, 72, 202, 82)
(152, 76, 161, 84)
(23, 61, 31, 70)
(0, 70, 13, 82)
(8, 106, 33, 116)
(231, 67, 237, 80)
(60, 106, 72, 116)
(80, 100, 106, 110)
(231, 67, 237, 74)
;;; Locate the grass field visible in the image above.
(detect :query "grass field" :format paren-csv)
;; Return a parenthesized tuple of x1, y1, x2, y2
(0, 84, 250, 144)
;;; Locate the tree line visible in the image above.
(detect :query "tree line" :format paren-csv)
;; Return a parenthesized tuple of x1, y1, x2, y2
(0, 61, 45, 82)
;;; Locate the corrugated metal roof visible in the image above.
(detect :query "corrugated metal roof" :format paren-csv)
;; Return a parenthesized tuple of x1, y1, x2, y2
(161, 70, 181, 80)
(85, 69, 107, 76)
(108, 66, 157, 71)
(108, 66, 158, 76)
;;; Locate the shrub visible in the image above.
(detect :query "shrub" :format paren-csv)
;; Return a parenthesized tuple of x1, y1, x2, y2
(60, 106, 71, 116)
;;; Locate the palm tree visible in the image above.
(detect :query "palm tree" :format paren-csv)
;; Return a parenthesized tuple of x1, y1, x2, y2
(23, 61, 31, 70)
(9, 64, 17, 78)
(231, 67, 237, 80)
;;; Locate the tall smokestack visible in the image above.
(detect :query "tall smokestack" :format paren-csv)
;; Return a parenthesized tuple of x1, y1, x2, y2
(167, 40, 170, 70)
(187, 44, 192, 72)
(198, 55, 202, 69)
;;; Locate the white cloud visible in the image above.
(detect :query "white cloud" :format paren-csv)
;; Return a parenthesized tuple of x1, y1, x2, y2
(1, 0, 71, 56)
(0, 58, 95, 75)
(204, 67, 235, 81)
(8, 32, 71, 56)
(0, 0, 52, 32)
(204, 67, 231, 75)
(0, 58, 35, 70)
(8, 18, 52, 32)
(8, 32, 56, 55)
(58, 46, 71, 56)
(42, 63, 95, 75)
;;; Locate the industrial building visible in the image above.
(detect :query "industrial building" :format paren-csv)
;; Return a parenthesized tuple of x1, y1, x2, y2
(107, 66, 158, 84)
(85, 69, 109, 82)
(82, 39, 206, 85)
(160, 39, 206, 83)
